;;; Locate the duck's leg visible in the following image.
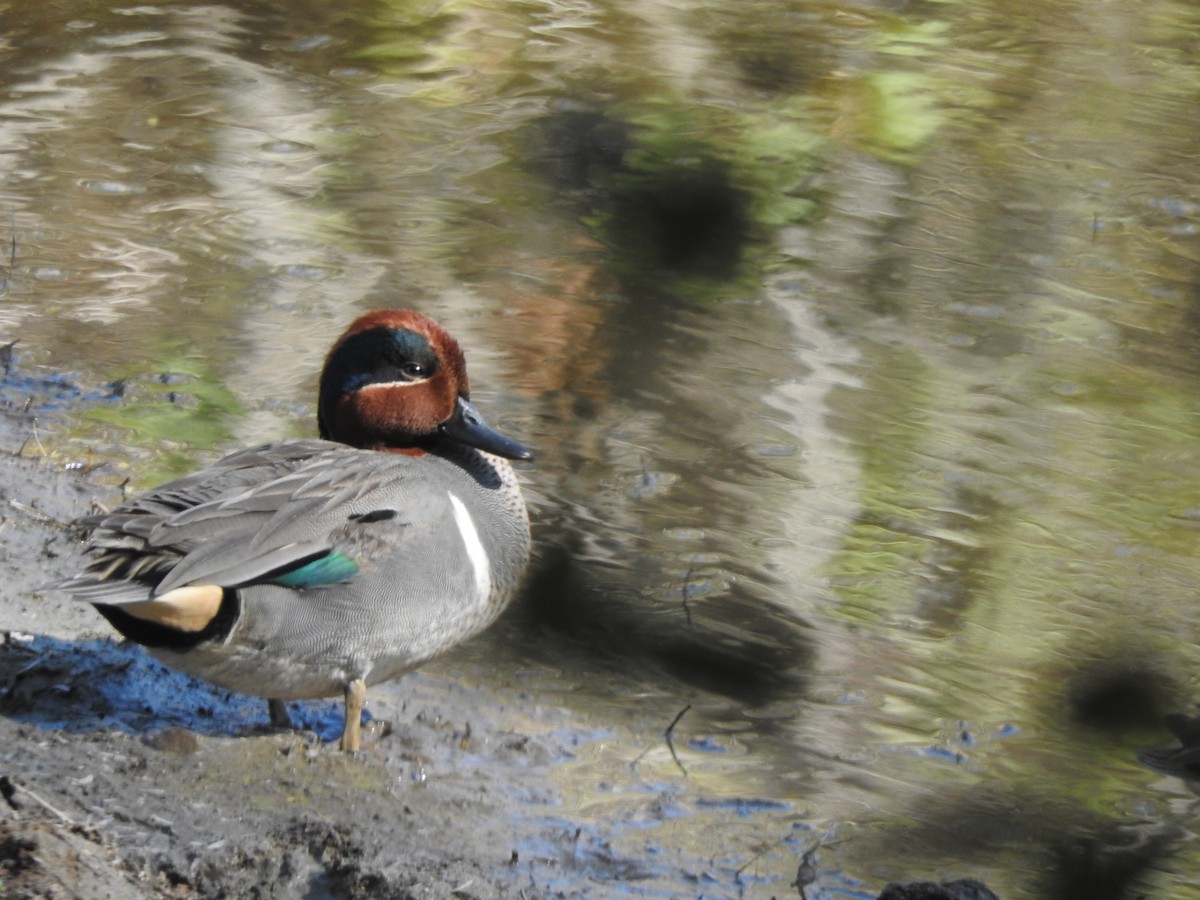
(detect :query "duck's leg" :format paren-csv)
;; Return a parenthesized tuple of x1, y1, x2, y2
(267, 698, 293, 729)
(339, 678, 367, 752)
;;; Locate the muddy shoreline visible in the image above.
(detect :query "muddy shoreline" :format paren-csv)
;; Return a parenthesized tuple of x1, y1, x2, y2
(0, 390, 616, 899)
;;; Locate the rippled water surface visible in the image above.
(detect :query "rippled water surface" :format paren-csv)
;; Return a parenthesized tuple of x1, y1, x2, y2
(5, 0, 1200, 896)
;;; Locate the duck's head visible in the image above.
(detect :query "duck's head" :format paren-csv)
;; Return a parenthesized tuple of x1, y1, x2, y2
(317, 309, 533, 460)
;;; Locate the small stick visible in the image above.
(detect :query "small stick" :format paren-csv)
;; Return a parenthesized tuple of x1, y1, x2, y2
(29, 419, 46, 458)
(664, 703, 690, 775)
(629, 703, 692, 775)
(0, 775, 80, 827)
(6, 498, 71, 530)
(7, 498, 57, 525)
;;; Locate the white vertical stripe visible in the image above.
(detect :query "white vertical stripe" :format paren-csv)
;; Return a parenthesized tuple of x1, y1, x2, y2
(448, 492, 491, 603)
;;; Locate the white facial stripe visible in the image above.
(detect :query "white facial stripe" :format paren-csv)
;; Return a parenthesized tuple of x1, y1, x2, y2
(448, 491, 491, 603)
(358, 380, 421, 391)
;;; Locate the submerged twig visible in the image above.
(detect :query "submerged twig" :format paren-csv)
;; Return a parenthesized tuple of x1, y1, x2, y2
(794, 838, 842, 899)
(733, 833, 841, 895)
(663, 703, 690, 775)
(629, 703, 692, 775)
(30, 418, 46, 458)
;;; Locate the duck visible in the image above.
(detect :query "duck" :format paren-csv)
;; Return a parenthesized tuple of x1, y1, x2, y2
(52, 309, 532, 752)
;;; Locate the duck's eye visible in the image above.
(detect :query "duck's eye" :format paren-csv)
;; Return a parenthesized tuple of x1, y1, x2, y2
(401, 362, 426, 378)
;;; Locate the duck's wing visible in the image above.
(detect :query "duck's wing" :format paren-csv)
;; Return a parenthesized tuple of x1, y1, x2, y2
(151, 451, 421, 593)
(58, 441, 423, 605)
(79, 439, 346, 536)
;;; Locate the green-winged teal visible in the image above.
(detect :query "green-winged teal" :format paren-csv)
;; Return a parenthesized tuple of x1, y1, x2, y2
(54, 309, 532, 752)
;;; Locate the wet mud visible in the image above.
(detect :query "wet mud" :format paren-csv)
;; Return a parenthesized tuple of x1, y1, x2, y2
(0, 396, 584, 899)
(1, 556, 581, 898)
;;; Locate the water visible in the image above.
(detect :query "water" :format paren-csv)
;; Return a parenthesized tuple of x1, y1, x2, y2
(5, 0, 1200, 895)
